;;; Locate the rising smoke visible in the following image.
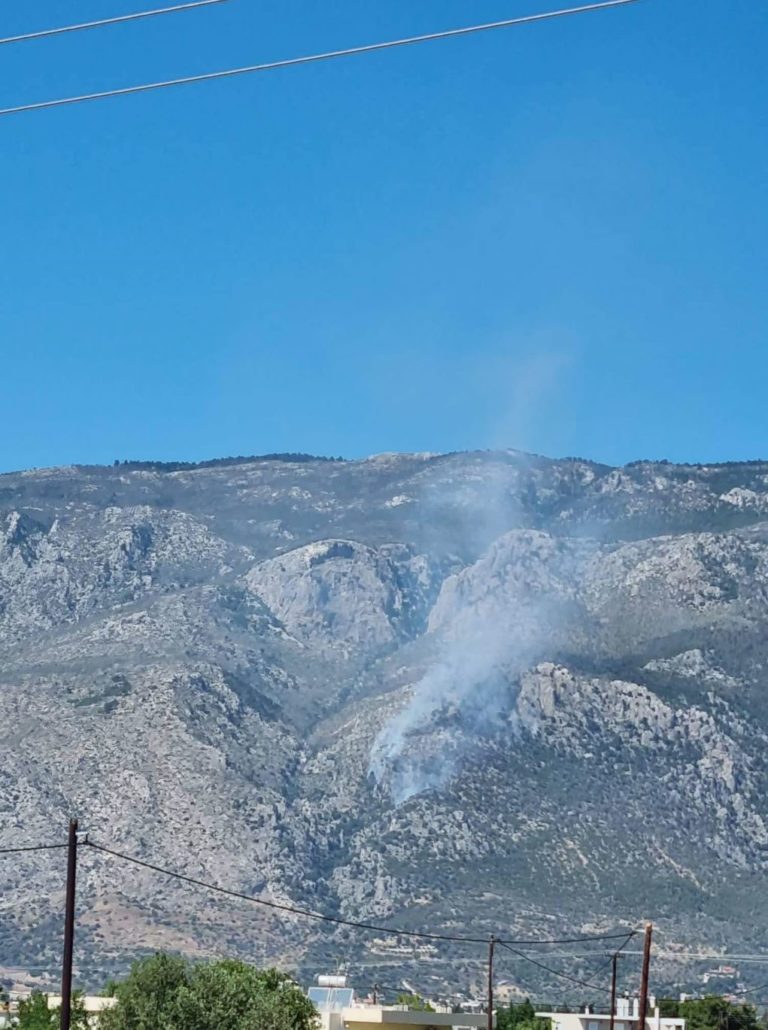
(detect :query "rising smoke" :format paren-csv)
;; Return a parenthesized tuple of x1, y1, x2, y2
(368, 506, 584, 804)
(368, 352, 581, 804)
(368, 606, 541, 804)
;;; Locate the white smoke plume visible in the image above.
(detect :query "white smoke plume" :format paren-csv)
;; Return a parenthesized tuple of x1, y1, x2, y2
(369, 527, 583, 804)
(368, 350, 579, 805)
(368, 613, 537, 804)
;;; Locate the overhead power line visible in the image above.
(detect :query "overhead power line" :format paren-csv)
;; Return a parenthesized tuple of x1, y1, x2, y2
(498, 932, 635, 995)
(731, 982, 768, 998)
(0, 0, 642, 118)
(499, 940, 612, 994)
(0, 0, 231, 48)
(87, 840, 492, 943)
(87, 840, 635, 947)
(589, 951, 768, 964)
(591, 931, 637, 977)
(509, 932, 637, 946)
(0, 843, 68, 855)
(376, 983, 412, 994)
(571, 934, 633, 986)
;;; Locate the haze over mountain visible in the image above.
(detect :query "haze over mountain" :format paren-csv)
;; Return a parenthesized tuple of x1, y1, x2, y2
(3, 450, 768, 998)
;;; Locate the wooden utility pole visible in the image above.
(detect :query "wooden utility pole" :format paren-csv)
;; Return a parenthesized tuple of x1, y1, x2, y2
(609, 952, 619, 1030)
(60, 819, 79, 1030)
(636, 924, 653, 1030)
(487, 935, 496, 1030)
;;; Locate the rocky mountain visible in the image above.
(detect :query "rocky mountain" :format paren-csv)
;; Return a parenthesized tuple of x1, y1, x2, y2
(3, 451, 768, 1000)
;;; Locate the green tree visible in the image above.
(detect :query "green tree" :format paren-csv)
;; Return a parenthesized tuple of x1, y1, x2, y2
(658, 999, 681, 1018)
(99, 954, 192, 1030)
(61, 993, 89, 1030)
(100, 954, 318, 1030)
(16, 992, 54, 1030)
(18, 991, 88, 1030)
(396, 993, 435, 1012)
(176, 960, 317, 1030)
(497, 999, 551, 1030)
(678, 997, 761, 1030)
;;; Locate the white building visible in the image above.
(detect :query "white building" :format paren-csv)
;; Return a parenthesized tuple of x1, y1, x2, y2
(0, 993, 116, 1028)
(537, 997, 686, 1030)
(309, 977, 491, 1030)
(46, 994, 118, 1017)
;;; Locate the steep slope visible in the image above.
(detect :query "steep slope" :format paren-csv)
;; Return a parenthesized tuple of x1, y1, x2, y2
(4, 452, 768, 999)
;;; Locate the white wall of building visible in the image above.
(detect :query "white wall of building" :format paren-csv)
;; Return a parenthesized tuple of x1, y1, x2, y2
(536, 1001, 685, 1030)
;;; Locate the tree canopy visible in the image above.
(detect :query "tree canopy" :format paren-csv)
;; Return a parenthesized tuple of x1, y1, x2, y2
(100, 955, 318, 1030)
(497, 998, 551, 1030)
(16, 991, 89, 1030)
(658, 996, 761, 1030)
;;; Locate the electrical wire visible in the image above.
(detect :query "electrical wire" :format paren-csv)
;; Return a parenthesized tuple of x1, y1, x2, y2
(0, 0, 231, 48)
(728, 982, 768, 998)
(86, 840, 636, 946)
(87, 841, 493, 943)
(590, 931, 637, 978)
(608, 952, 768, 964)
(499, 933, 637, 946)
(0, 843, 68, 854)
(0, 0, 642, 118)
(498, 940, 612, 994)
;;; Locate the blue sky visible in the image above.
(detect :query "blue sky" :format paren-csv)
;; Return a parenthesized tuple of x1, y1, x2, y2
(1, 0, 766, 471)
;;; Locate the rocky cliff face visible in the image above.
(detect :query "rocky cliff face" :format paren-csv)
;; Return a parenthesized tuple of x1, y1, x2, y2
(3, 452, 768, 998)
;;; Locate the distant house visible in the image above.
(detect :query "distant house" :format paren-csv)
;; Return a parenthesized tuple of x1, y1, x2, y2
(703, 966, 738, 983)
(537, 997, 686, 1030)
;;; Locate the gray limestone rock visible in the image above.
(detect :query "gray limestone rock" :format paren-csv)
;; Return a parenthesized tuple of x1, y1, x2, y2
(4, 452, 768, 995)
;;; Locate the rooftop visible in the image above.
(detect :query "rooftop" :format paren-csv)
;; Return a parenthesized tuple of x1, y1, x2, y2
(339, 1008, 488, 1027)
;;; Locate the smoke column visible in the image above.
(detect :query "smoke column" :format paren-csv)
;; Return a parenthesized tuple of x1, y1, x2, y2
(369, 352, 577, 804)
(369, 523, 578, 804)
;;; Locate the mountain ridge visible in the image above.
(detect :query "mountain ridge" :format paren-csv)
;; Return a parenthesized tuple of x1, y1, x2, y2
(3, 450, 768, 999)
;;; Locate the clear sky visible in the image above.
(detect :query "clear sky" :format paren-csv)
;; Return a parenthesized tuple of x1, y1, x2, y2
(1, 0, 766, 472)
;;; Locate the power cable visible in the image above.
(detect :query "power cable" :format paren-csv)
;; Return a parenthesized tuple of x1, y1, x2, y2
(0, 0, 642, 118)
(87, 841, 494, 943)
(500, 933, 637, 946)
(591, 931, 637, 978)
(728, 983, 768, 998)
(498, 940, 612, 994)
(0, 0, 231, 48)
(498, 934, 636, 946)
(86, 840, 636, 947)
(577, 951, 762, 961)
(608, 952, 768, 964)
(0, 843, 68, 854)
